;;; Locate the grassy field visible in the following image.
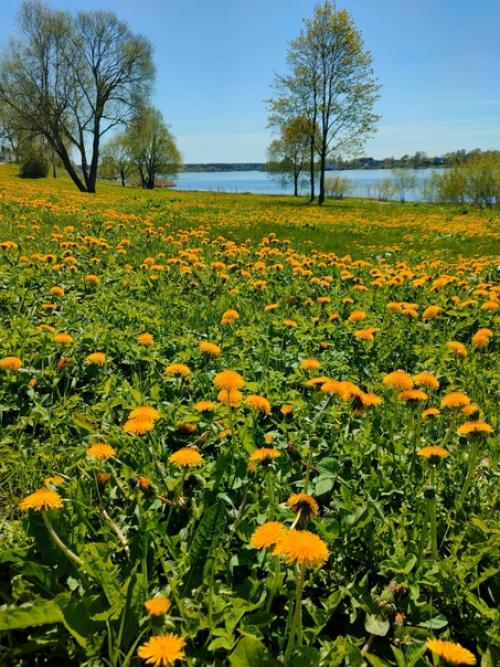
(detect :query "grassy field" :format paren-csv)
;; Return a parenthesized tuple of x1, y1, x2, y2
(0, 164, 499, 666)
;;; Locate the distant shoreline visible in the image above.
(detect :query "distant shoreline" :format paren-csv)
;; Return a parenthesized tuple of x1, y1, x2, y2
(183, 163, 446, 173)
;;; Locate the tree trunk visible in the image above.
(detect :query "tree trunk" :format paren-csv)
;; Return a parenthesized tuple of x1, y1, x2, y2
(318, 142, 326, 205)
(50, 147, 56, 178)
(87, 116, 101, 194)
(309, 138, 315, 202)
(294, 172, 299, 197)
(56, 142, 87, 192)
(78, 127, 91, 191)
(120, 170, 126, 187)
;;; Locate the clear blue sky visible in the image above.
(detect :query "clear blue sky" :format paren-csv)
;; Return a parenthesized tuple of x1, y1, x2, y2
(1, 0, 499, 162)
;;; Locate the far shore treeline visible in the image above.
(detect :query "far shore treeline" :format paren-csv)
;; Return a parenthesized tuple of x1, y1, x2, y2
(181, 149, 496, 173)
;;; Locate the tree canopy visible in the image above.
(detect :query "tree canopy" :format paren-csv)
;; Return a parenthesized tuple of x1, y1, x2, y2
(0, 0, 154, 192)
(268, 1, 380, 204)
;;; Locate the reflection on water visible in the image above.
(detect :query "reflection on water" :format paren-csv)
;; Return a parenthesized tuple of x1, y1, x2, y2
(172, 168, 445, 201)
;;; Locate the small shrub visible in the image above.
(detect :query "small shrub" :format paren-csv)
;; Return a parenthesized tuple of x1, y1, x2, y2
(19, 152, 49, 179)
(324, 174, 351, 199)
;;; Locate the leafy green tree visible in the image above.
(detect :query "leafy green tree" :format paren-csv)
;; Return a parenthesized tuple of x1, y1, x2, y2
(0, 1, 154, 193)
(268, 1, 380, 205)
(125, 107, 182, 189)
(266, 118, 310, 196)
(99, 135, 134, 186)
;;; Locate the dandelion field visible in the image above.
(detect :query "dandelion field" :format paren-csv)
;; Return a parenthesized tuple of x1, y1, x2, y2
(0, 165, 499, 666)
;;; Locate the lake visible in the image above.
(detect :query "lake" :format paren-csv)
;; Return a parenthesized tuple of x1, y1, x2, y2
(172, 168, 444, 201)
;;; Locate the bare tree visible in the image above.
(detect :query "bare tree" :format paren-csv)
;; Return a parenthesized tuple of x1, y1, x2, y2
(0, 1, 154, 192)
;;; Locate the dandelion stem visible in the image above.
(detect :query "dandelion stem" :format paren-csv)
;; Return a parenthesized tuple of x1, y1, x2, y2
(290, 509, 302, 530)
(102, 509, 130, 556)
(284, 565, 306, 663)
(456, 439, 478, 510)
(266, 470, 276, 519)
(265, 555, 281, 613)
(428, 467, 438, 561)
(416, 500, 429, 571)
(41, 511, 83, 567)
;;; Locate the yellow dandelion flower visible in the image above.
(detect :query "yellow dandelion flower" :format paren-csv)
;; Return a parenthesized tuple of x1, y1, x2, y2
(422, 407, 441, 420)
(354, 328, 380, 342)
(137, 633, 186, 666)
(164, 363, 191, 379)
(213, 369, 245, 392)
(275, 529, 329, 568)
(199, 341, 221, 356)
(85, 274, 100, 285)
(423, 305, 441, 320)
(347, 310, 366, 322)
(387, 302, 403, 313)
(0, 356, 22, 371)
(418, 446, 449, 460)
(124, 416, 155, 434)
(221, 308, 239, 325)
(249, 448, 281, 463)
(283, 319, 298, 328)
(86, 443, 116, 459)
(250, 521, 288, 549)
(441, 392, 470, 408)
(20, 488, 63, 511)
(264, 303, 279, 312)
(300, 358, 321, 371)
(425, 639, 476, 666)
(357, 392, 383, 408)
(85, 352, 106, 366)
(398, 389, 428, 402)
(457, 421, 493, 436)
(305, 375, 331, 388)
(287, 492, 319, 518)
(128, 406, 161, 422)
(383, 371, 413, 390)
(472, 328, 493, 349)
(245, 394, 271, 414)
(169, 447, 203, 467)
(194, 400, 217, 412)
(447, 341, 468, 358)
(176, 422, 198, 435)
(462, 403, 480, 417)
(137, 333, 154, 346)
(413, 372, 439, 390)
(144, 597, 171, 616)
(217, 388, 242, 407)
(321, 380, 361, 400)
(281, 404, 294, 416)
(54, 333, 73, 345)
(138, 476, 152, 491)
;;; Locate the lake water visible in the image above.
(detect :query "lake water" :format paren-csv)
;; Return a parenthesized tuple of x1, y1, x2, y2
(173, 168, 444, 201)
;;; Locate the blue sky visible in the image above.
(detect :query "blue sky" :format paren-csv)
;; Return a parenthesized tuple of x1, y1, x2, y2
(2, 0, 499, 162)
